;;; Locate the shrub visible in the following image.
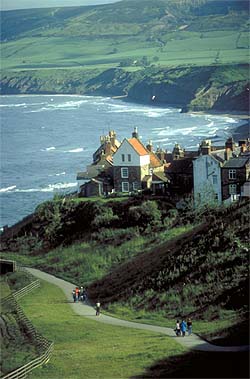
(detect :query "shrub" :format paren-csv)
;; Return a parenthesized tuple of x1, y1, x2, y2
(91, 207, 119, 229)
(128, 200, 161, 231)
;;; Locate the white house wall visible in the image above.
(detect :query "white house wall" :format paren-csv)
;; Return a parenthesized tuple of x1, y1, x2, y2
(113, 139, 150, 166)
(193, 155, 222, 205)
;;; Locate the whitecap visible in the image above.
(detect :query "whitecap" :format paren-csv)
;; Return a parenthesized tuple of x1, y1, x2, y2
(64, 148, 84, 153)
(12, 182, 77, 193)
(0, 185, 17, 193)
(206, 121, 214, 127)
(208, 128, 218, 135)
(153, 138, 170, 143)
(44, 146, 56, 151)
(181, 127, 197, 135)
(48, 172, 66, 177)
(145, 112, 162, 118)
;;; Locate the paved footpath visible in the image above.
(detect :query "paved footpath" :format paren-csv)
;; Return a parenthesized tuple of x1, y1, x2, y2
(27, 268, 249, 353)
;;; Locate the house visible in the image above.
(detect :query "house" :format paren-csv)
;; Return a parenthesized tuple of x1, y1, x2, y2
(77, 128, 170, 196)
(112, 128, 170, 194)
(193, 140, 223, 205)
(221, 157, 250, 201)
(193, 137, 250, 206)
(77, 130, 119, 196)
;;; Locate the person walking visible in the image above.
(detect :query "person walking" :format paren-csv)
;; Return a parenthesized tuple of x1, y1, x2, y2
(72, 289, 76, 303)
(175, 320, 181, 336)
(96, 301, 101, 316)
(180, 319, 187, 337)
(80, 287, 84, 301)
(187, 318, 192, 336)
(75, 287, 80, 302)
(83, 289, 88, 303)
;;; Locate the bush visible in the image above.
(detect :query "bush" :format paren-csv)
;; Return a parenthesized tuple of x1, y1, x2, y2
(128, 200, 161, 231)
(91, 207, 119, 229)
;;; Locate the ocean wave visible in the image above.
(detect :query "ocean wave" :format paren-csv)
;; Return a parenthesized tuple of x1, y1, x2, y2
(208, 128, 219, 136)
(0, 185, 17, 193)
(41, 146, 56, 151)
(0, 103, 27, 108)
(25, 100, 90, 113)
(107, 104, 176, 116)
(0, 182, 77, 194)
(49, 172, 66, 177)
(152, 138, 169, 143)
(181, 127, 198, 136)
(0, 102, 48, 108)
(207, 121, 214, 127)
(64, 148, 84, 153)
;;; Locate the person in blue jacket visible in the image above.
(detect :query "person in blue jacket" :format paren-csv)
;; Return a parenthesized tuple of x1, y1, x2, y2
(180, 319, 187, 337)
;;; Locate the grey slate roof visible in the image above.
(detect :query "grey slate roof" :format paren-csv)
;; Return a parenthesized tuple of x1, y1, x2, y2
(223, 157, 249, 168)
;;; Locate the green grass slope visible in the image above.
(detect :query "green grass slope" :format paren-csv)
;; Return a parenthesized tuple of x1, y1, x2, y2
(0, 272, 40, 376)
(87, 201, 249, 321)
(19, 279, 186, 379)
(1, 197, 249, 325)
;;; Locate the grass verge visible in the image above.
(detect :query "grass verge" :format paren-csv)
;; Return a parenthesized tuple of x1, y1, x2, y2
(20, 280, 186, 379)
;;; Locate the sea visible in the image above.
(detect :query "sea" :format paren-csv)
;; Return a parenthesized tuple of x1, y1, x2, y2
(0, 94, 244, 227)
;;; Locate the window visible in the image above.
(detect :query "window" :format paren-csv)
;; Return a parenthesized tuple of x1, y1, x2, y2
(133, 182, 138, 191)
(229, 184, 237, 195)
(122, 182, 129, 192)
(122, 154, 125, 162)
(212, 175, 218, 185)
(149, 168, 153, 175)
(229, 169, 236, 179)
(128, 154, 131, 162)
(121, 167, 128, 178)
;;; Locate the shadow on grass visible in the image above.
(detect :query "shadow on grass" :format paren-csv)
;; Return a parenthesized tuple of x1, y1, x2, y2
(206, 319, 249, 346)
(131, 351, 249, 378)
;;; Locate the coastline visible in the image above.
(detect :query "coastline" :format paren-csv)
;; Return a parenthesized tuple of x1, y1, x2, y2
(1, 92, 249, 140)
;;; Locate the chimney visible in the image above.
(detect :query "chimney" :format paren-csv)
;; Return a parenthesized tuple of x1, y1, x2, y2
(238, 140, 247, 153)
(146, 140, 153, 152)
(224, 148, 232, 161)
(156, 147, 166, 161)
(100, 135, 106, 144)
(225, 137, 235, 151)
(132, 127, 139, 139)
(105, 141, 112, 155)
(200, 140, 211, 155)
(172, 143, 184, 159)
(109, 130, 116, 147)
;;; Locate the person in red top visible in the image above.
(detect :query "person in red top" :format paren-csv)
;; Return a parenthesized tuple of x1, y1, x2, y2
(75, 287, 80, 302)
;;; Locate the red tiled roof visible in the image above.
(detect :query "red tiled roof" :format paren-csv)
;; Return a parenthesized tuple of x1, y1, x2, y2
(149, 151, 162, 168)
(128, 138, 149, 156)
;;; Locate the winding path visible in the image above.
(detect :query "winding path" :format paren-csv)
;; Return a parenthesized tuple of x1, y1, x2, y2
(26, 268, 249, 353)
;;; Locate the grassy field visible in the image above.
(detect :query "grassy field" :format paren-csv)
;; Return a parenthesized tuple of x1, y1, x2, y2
(104, 304, 248, 346)
(20, 279, 185, 379)
(18, 277, 250, 379)
(1, 29, 249, 71)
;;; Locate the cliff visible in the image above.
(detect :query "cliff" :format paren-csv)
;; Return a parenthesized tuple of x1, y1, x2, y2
(1, 64, 249, 113)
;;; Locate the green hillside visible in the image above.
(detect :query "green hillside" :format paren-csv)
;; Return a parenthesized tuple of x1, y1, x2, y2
(1, 197, 249, 325)
(1, 0, 249, 111)
(1, 197, 249, 377)
(0, 272, 40, 376)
